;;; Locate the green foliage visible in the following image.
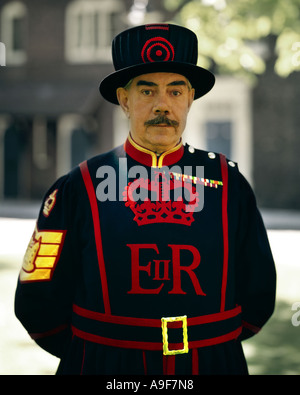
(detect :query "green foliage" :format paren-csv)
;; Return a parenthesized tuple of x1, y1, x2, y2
(164, 0, 300, 80)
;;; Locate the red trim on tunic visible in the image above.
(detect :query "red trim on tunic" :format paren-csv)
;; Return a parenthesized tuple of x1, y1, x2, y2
(163, 354, 175, 375)
(142, 351, 147, 375)
(192, 349, 199, 375)
(242, 320, 261, 334)
(80, 340, 86, 375)
(79, 160, 111, 315)
(30, 324, 68, 340)
(71, 325, 242, 351)
(124, 135, 184, 167)
(73, 303, 242, 327)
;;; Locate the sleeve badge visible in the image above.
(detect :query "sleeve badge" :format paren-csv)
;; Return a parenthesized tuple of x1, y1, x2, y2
(43, 189, 58, 217)
(19, 225, 66, 283)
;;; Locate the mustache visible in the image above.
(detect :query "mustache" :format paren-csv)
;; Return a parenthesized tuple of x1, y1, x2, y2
(144, 115, 179, 128)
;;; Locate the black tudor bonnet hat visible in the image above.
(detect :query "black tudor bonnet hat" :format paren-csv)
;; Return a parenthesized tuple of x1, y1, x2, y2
(99, 23, 215, 105)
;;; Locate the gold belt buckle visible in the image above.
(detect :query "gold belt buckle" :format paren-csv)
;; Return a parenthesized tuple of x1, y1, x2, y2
(161, 315, 188, 355)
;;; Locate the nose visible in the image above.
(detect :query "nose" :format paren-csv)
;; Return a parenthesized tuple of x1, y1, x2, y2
(153, 92, 170, 115)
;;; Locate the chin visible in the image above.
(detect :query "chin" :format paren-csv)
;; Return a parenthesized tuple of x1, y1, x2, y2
(150, 127, 176, 139)
(151, 134, 174, 144)
(150, 137, 179, 153)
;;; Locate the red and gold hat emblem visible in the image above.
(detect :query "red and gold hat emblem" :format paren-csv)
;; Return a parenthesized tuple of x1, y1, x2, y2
(141, 37, 175, 63)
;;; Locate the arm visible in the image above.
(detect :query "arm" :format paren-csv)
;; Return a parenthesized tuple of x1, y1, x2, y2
(14, 174, 79, 357)
(235, 174, 276, 341)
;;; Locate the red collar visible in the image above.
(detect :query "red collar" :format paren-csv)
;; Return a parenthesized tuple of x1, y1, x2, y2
(124, 134, 184, 167)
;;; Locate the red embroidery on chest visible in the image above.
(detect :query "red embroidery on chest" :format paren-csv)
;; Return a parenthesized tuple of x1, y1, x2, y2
(127, 243, 206, 295)
(123, 172, 199, 226)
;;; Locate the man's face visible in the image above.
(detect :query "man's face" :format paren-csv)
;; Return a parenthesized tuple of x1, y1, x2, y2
(117, 72, 195, 154)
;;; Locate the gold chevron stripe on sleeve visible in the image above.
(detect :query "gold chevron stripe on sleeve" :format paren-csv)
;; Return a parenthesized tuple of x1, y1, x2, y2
(19, 225, 66, 283)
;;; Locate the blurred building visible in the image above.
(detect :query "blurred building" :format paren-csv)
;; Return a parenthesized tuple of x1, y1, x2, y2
(0, 0, 299, 209)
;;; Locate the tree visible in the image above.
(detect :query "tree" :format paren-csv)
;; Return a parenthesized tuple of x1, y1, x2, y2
(164, 0, 300, 81)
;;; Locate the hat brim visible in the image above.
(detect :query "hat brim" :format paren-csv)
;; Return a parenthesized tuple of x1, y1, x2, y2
(99, 61, 215, 105)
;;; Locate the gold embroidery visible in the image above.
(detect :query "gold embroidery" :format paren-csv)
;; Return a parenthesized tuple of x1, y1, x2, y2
(20, 225, 66, 282)
(43, 189, 58, 217)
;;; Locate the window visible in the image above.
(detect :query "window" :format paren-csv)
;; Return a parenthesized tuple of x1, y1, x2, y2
(206, 121, 232, 159)
(185, 77, 253, 184)
(1, 1, 27, 65)
(65, 0, 125, 63)
(71, 127, 91, 168)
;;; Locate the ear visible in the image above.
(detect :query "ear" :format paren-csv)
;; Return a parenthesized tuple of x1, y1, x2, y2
(187, 88, 195, 111)
(117, 87, 130, 118)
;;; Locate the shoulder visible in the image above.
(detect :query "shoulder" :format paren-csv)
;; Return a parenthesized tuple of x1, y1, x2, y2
(78, 145, 125, 173)
(55, 145, 123, 183)
(184, 143, 239, 172)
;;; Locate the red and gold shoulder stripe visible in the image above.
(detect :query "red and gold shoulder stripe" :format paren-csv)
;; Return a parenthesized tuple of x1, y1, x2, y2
(19, 225, 66, 283)
(170, 172, 223, 189)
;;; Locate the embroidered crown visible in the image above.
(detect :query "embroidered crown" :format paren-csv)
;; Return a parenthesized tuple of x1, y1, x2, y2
(123, 172, 199, 226)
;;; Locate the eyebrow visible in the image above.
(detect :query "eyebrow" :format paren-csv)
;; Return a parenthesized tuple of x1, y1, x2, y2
(136, 80, 187, 87)
(168, 81, 188, 87)
(136, 80, 157, 87)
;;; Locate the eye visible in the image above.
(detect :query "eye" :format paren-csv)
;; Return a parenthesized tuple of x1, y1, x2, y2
(171, 90, 182, 97)
(141, 89, 153, 96)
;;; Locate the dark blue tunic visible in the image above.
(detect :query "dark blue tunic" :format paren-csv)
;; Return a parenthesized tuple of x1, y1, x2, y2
(15, 137, 276, 375)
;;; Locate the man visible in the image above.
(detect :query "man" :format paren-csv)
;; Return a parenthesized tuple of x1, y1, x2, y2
(15, 24, 276, 375)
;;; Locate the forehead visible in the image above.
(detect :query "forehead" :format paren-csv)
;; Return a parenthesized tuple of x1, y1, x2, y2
(131, 72, 189, 87)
